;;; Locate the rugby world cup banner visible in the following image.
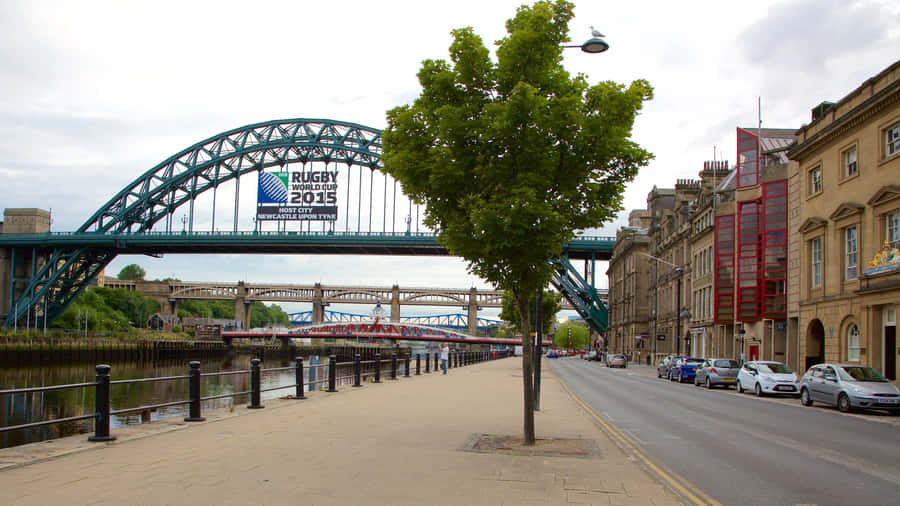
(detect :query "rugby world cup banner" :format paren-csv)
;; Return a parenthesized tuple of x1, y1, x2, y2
(256, 169, 338, 221)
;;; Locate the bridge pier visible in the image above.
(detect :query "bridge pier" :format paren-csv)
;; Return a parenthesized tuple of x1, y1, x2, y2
(313, 283, 325, 324)
(467, 287, 479, 337)
(0, 209, 52, 324)
(235, 282, 251, 330)
(390, 284, 400, 322)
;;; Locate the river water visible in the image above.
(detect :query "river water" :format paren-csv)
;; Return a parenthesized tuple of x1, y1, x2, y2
(0, 355, 345, 449)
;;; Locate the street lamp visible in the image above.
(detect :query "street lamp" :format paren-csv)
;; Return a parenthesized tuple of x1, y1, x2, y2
(562, 29, 610, 54)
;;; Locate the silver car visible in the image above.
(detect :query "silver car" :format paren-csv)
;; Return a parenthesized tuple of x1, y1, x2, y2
(799, 363, 900, 414)
(607, 354, 627, 368)
(694, 358, 740, 388)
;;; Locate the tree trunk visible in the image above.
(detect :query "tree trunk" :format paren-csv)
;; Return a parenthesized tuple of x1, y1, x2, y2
(517, 296, 535, 445)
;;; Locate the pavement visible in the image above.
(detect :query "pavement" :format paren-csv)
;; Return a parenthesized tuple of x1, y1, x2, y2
(0, 357, 685, 506)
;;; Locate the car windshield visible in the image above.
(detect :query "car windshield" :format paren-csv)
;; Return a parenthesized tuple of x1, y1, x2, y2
(714, 359, 739, 368)
(838, 366, 889, 382)
(685, 359, 704, 365)
(757, 363, 792, 374)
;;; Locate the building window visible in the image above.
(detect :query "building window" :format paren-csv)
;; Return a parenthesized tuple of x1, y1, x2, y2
(888, 210, 900, 248)
(847, 324, 860, 362)
(809, 166, 822, 195)
(845, 225, 858, 281)
(886, 122, 900, 158)
(811, 237, 822, 288)
(842, 146, 857, 178)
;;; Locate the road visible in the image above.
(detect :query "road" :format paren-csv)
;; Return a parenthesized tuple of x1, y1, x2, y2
(548, 357, 900, 506)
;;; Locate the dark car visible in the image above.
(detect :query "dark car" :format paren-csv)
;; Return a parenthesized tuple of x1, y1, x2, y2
(694, 358, 741, 388)
(671, 357, 704, 383)
(657, 355, 683, 380)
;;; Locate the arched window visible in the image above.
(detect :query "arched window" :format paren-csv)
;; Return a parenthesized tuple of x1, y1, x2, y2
(847, 324, 860, 361)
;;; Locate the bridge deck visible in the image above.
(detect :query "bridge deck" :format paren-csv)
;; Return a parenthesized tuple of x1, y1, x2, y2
(0, 231, 613, 259)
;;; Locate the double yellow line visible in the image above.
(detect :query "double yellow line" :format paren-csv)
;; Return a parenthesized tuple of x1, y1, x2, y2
(558, 379, 722, 506)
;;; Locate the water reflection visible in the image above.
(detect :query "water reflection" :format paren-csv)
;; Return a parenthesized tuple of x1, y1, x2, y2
(0, 356, 330, 449)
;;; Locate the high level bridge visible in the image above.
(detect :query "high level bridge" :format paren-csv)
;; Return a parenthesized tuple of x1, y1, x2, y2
(102, 278, 608, 335)
(0, 118, 612, 331)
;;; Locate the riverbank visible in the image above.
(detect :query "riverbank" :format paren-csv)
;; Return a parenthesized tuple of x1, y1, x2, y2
(0, 357, 684, 505)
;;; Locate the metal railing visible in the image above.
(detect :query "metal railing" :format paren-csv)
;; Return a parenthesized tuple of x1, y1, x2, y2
(0, 350, 511, 442)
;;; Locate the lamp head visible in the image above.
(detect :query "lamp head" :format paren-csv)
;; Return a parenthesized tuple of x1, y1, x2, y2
(580, 37, 609, 53)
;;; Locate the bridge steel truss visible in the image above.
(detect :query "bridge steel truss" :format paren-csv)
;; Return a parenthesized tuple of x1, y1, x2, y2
(2, 118, 611, 332)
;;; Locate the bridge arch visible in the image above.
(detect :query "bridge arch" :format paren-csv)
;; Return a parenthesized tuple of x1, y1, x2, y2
(7, 119, 386, 326)
(81, 119, 383, 234)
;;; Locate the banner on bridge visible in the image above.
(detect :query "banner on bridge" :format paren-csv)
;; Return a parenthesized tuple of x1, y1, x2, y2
(257, 169, 338, 221)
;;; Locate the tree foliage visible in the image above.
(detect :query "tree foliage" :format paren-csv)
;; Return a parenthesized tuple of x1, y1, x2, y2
(553, 321, 590, 350)
(382, 0, 652, 443)
(117, 264, 146, 281)
(55, 287, 160, 331)
(499, 290, 562, 336)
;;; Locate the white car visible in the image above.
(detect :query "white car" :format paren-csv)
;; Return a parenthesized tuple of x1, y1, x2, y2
(736, 361, 800, 397)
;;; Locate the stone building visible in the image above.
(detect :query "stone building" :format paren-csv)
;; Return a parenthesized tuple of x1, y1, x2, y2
(688, 162, 731, 358)
(606, 213, 650, 359)
(647, 181, 699, 362)
(788, 59, 900, 378)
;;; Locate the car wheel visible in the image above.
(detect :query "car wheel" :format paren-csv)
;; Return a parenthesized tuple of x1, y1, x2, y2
(800, 388, 813, 406)
(736, 380, 744, 393)
(838, 393, 852, 413)
(657, 369, 662, 378)
(694, 377, 700, 387)
(755, 383, 764, 397)
(706, 377, 712, 389)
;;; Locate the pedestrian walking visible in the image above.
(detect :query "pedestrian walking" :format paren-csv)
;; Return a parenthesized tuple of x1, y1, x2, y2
(440, 343, 449, 375)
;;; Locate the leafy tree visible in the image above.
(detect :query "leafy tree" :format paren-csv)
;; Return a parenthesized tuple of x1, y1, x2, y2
(499, 290, 561, 336)
(382, 0, 652, 443)
(117, 264, 146, 281)
(249, 302, 291, 328)
(554, 322, 589, 350)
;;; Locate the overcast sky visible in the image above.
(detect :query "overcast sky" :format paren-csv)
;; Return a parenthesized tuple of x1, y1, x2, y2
(2, 0, 898, 318)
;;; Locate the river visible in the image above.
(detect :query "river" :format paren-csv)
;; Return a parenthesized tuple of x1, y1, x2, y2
(0, 355, 340, 449)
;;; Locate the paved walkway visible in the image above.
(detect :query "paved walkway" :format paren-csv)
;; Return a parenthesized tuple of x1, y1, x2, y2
(0, 357, 683, 505)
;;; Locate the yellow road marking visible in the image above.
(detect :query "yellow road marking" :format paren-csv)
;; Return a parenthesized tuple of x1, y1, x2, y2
(558, 378, 722, 506)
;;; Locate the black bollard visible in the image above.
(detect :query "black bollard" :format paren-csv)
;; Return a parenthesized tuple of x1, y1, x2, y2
(404, 354, 411, 377)
(425, 352, 430, 373)
(390, 352, 398, 380)
(248, 358, 264, 409)
(184, 361, 206, 421)
(327, 355, 338, 392)
(294, 357, 306, 399)
(434, 352, 439, 373)
(353, 354, 362, 387)
(374, 353, 382, 383)
(416, 354, 421, 375)
(88, 364, 116, 442)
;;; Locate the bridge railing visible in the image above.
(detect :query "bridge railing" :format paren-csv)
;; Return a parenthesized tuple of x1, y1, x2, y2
(0, 350, 510, 445)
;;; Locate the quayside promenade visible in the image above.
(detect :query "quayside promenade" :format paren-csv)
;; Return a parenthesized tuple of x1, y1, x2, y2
(0, 357, 682, 506)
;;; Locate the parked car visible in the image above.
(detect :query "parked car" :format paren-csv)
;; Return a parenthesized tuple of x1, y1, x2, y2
(585, 351, 598, 361)
(657, 355, 683, 379)
(736, 361, 799, 397)
(670, 357, 704, 383)
(607, 354, 627, 368)
(694, 358, 741, 388)
(799, 363, 900, 414)
(546, 350, 558, 359)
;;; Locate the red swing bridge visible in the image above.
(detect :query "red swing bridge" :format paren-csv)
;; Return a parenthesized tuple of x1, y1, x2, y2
(223, 321, 552, 346)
